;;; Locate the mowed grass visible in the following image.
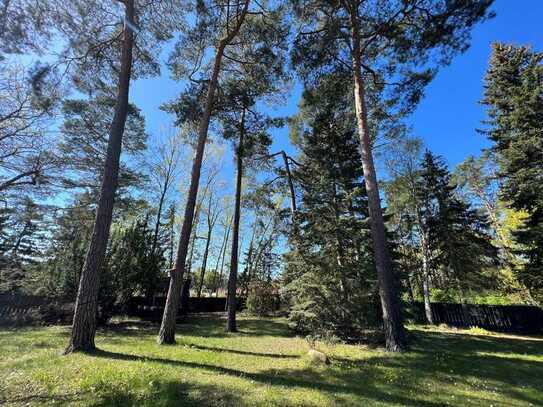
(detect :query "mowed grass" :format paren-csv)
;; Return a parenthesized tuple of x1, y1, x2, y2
(1, 314, 542, 406)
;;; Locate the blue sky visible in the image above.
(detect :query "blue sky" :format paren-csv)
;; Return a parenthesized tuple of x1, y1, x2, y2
(408, 0, 543, 167)
(130, 0, 543, 181)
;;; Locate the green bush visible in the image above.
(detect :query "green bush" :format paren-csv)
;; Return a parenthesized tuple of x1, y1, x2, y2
(245, 280, 277, 316)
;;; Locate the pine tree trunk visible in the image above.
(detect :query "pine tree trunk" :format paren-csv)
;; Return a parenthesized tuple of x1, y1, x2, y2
(349, 11, 407, 352)
(227, 109, 245, 332)
(64, 0, 135, 354)
(157, 44, 225, 344)
(158, 0, 249, 344)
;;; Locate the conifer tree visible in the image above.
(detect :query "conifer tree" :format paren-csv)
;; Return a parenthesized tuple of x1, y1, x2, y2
(162, 1, 287, 339)
(284, 73, 377, 339)
(291, 0, 494, 351)
(57, 0, 184, 353)
(417, 151, 496, 318)
(482, 43, 543, 303)
(157, 0, 253, 344)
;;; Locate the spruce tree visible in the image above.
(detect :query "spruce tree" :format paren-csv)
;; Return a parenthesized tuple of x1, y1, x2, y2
(417, 151, 496, 313)
(284, 73, 377, 340)
(482, 43, 543, 302)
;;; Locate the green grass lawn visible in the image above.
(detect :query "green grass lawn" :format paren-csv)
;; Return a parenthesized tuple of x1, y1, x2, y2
(1, 314, 542, 406)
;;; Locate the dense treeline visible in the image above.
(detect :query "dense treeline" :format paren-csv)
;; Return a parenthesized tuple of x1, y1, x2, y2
(1, 0, 541, 353)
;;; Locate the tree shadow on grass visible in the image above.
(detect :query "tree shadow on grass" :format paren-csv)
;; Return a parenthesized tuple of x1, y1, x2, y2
(0, 391, 88, 405)
(178, 315, 293, 338)
(88, 380, 245, 407)
(331, 329, 543, 406)
(175, 315, 294, 339)
(87, 349, 447, 407)
(98, 315, 292, 339)
(180, 343, 300, 359)
(411, 329, 543, 357)
(85, 325, 543, 407)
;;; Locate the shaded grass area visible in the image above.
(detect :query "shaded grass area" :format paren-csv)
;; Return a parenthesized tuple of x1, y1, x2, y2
(1, 314, 542, 406)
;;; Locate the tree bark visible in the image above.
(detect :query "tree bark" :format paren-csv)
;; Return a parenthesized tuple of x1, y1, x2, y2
(151, 180, 168, 256)
(280, 151, 297, 218)
(64, 0, 135, 354)
(349, 10, 407, 352)
(215, 216, 232, 296)
(158, 0, 250, 343)
(226, 108, 245, 332)
(157, 48, 223, 344)
(421, 241, 434, 324)
(197, 214, 213, 297)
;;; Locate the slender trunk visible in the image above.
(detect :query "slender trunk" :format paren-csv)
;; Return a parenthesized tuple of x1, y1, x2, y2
(242, 220, 258, 295)
(213, 217, 231, 296)
(332, 182, 348, 299)
(197, 221, 213, 297)
(169, 210, 175, 269)
(421, 250, 433, 324)
(406, 274, 415, 303)
(226, 108, 245, 332)
(217, 218, 232, 296)
(151, 182, 168, 256)
(158, 0, 250, 342)
(64, 0, 134, 354)
(280, 151, 297, 218)
(242, 245, 253, 296)
(349, 11, 407, 352)
(186, 219, 199, 275)
(419, 228, 434, 324)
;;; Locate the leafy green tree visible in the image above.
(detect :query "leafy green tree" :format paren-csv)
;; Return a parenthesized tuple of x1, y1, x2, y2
(383, 137, 425, 304)
(453, 152, 534, 303)
(0, 197, 48, 293)
(481, 43, 543, 303)
(30, 201, 165, 321)
(219, 83, 283, 331)
(102, 215, 164, 318)
(291, 0, 494, 351)
(29, 203, 94, 299)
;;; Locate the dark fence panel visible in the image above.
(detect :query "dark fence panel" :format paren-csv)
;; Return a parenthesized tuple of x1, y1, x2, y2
(126, 296, 246, 321)
(405, 302, 543, 334)
(3, 293, 541, 335)
(0, 294, 73, 326)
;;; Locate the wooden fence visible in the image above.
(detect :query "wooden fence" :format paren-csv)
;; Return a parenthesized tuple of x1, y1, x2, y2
(2, 293, 542, 334)
(405, 302, 543, 334)
(0, 294, 73, 326)
(125, 296, 247, 321)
